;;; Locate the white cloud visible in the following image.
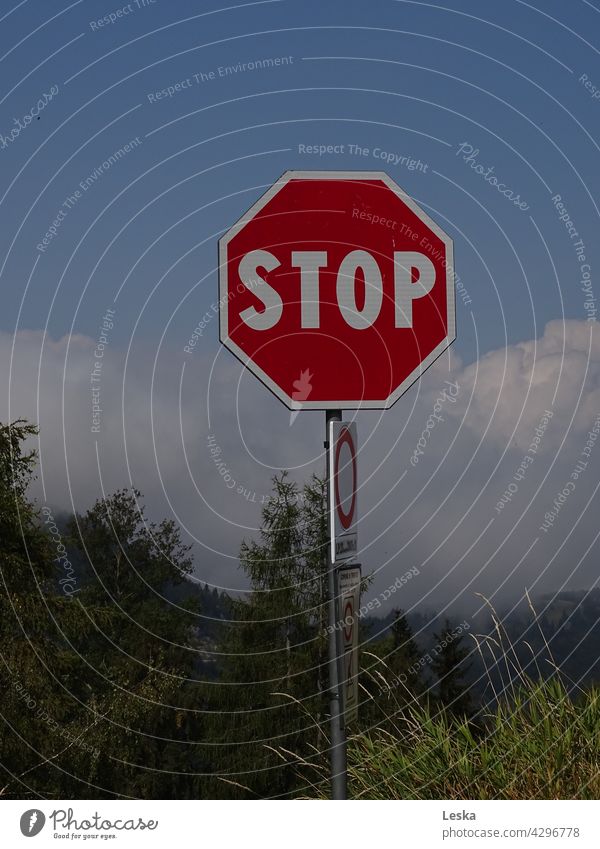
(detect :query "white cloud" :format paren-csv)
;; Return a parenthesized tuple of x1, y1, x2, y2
(447, 319, 600, 453)
(1, 319, 599, 608)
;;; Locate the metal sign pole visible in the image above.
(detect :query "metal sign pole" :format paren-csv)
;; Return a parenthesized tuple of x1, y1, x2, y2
(325, 409, 347, 799)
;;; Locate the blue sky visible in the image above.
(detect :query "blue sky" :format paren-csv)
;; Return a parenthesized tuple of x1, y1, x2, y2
(1, 0, 599, 617)
(3, 0, 598, 350)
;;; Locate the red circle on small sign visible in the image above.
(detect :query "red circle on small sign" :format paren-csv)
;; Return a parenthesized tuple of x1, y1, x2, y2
(335, 426, 357, 530)
(343, 599, 354, 642)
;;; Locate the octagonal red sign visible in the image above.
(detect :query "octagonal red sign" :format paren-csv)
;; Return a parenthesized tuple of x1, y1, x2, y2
(218, 171, 455, 409)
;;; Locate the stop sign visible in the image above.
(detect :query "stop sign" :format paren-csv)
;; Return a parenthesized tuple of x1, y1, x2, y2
(218, 170, 455, 409)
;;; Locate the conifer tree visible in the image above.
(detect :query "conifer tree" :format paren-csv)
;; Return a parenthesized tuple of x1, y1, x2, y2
(431, 619, 472, 717)
(0, 421, 206, 798)
(0, 421, 103, 797)
(390, 609, 422, 692)
(208, 472, 328, 798)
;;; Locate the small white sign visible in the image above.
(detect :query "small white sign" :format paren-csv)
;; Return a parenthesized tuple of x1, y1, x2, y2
(336, 565, 361, 726)
(329, 421, 358, 562)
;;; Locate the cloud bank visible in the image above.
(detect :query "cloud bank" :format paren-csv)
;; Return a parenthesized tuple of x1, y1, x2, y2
(1, 319, 598, 614)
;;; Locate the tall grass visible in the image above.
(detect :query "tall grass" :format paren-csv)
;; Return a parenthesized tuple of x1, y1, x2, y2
(344, 678, 600, 799)
(293, 600, 600, 799)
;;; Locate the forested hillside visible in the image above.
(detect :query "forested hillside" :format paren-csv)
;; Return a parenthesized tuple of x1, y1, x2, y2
(1, 420, 598, 800)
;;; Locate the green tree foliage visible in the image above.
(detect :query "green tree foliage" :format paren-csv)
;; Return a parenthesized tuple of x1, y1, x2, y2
(2, 420, 599, 801)
(0, 421, 101, 797)
(0, 421, 208, 798)
(66, 488, 195, 672)
(359, 608, 424, 734)
(64, 488, 206, 798)
(390, 609, 422, 688)
(430, 619, 472, 717)
(206, 472, 329, 799)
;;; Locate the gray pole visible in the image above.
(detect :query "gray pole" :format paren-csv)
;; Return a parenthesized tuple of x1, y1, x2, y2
(325, 409, 347, 799)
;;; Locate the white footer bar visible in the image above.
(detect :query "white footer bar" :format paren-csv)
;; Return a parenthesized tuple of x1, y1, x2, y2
(0, 799, 597, 848)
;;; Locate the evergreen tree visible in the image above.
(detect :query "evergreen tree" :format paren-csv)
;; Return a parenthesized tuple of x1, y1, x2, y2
(65, 488, 206, 798)
(359, 608, 424, 732)
(430, 619, 472, 717)
(390, 609, 422, 692)
(0, 421, 106, 797)
(0, 421, 209, 798)
(207, 472, 328, 798)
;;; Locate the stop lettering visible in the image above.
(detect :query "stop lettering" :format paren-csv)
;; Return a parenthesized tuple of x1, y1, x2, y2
(238, 249, 435, 331)
(219, 171, 455, 409)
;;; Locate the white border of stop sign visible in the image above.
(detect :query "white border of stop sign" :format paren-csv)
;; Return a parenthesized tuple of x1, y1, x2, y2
(218, 170, 455, 410)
